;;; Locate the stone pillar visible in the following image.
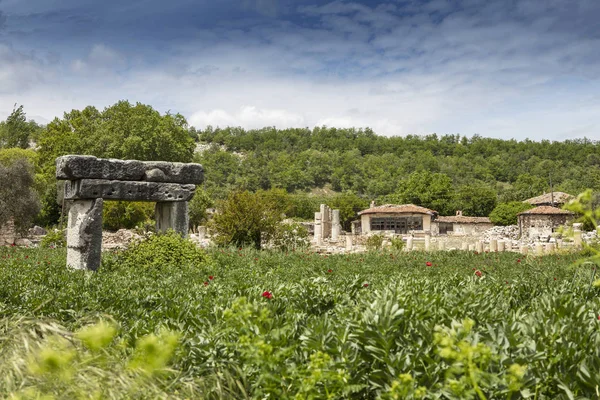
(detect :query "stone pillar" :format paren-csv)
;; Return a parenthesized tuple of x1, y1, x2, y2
(468, 244, 475, 252)
(438, 241, 445, 252)
(331, 210, 341, 242)
(461, 242, 469, 251)
(545, 243, 556, 254)
(345, 235, 353, 251)
(490, 239, 498, 252)
(424, 234, 431, 252)
(66, 199, 103, 271)
(198, 226, 206, 240)
(406, 236, 413, 251)
(497, 240, 505, 252)
(314, 212, 322, 243)
(155, 202, 189, 237)
(320, 204, 331, 239)
(573, 223, 583, 249)
(535, 242, 544, 256)
(520, 245, 528, 254)
(476, 241, 483, 253)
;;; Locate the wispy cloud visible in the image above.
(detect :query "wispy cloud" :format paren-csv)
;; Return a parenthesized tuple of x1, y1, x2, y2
(0, 0, 598, 139)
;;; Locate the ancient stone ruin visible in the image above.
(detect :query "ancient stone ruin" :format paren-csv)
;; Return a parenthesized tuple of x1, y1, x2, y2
(56, 155, 203, 270)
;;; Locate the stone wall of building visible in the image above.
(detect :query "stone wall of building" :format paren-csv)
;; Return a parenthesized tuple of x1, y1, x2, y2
(518, 214, 573, 240)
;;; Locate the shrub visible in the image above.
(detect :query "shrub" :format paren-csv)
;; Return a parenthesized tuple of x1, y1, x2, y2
(366, 234, 384, 251)
(489, 202, 533, 226)
(0, 158, 40, 234)
(107, 231, 207, 271)
(102, 201, 154, 231)
(390, 237, 405, 251)
(210, 190, 281, 249)
(271, 221, 309, 251)
(40, 229, 66, 248)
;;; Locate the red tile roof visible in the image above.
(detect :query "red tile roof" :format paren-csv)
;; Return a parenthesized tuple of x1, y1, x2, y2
(358, 204, 437, 216)
(435, 216, 492, 224)
(524, 192, 573, 206)
(518, 206, 574, 215)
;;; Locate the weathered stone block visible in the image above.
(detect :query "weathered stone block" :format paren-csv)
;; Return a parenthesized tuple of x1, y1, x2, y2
(156, 202, 189, 236)
(67, 199, 103, 270)
(56, 155, 204, 184)
(64, 179, 195, 202)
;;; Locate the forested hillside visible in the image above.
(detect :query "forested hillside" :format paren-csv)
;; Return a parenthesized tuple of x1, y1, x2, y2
(194, 126, 600, 216)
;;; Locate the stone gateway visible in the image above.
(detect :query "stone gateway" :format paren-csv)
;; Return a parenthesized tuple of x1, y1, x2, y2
(56, 155, 203, 270)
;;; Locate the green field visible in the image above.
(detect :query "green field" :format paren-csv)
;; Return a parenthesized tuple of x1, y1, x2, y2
(1, 237, 599, 399)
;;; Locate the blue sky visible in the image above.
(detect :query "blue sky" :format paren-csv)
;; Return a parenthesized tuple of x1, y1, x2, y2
(0, 0, 599, 140)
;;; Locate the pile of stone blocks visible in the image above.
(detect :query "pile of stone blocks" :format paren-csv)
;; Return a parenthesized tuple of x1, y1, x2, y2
(56, 155, 203, 270)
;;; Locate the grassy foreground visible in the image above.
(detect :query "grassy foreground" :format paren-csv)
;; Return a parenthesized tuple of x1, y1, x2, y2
(1, 236, 599, 399)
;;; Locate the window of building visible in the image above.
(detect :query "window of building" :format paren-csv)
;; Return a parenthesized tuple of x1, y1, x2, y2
(370, 216, 423, 233)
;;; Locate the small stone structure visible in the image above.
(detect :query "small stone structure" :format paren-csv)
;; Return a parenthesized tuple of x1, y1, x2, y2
(432, 211, 493, 236)
(517, 206, 574, 241)
(56, 155, 203, 270)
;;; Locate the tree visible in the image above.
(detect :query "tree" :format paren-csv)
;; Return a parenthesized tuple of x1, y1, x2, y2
(489, 202, 533, 226)
(453, 183, 497, 217)
(326, 192, 369, 231)
(392, 171, 455, 215)
(188, 189, 214, 230)
(0, 158, 40, 234)
(210, 191, 281, 249)
(0, 105, 32, 148)
(36, 101, 196, 225)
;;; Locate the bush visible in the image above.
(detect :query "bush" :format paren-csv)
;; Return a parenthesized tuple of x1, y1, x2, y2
(489, 202, 533, 226)
(102, 201, 154, 231)
(366, 234, 384, 251)
(271, 221, 309, 251)
(0, 158, 40, 234)
(40, 229, 66, 248)
(107, 231, 208, 271)
(188, 188, 214, 229)
(390, 237, 405, 251)
(210, 191, 281, 249)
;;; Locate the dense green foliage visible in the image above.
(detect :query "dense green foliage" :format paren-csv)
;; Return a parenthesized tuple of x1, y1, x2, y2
(1, 243, 599, 398)
(34, 101, 196, 225)
(102, 201, 155, 231)
(0, 105, 43, 149)
(489, 202, 535, 226)
(195, 126, 600, 216)
(210, 191, 282, 249)
(0, 158, 40, 234)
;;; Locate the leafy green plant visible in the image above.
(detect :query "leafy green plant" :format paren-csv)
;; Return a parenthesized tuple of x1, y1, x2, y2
(366, 234, 384, 251)
(103, 201, 154, 231)
(489, 202, 533, 226)
(39, 229, 66, 248)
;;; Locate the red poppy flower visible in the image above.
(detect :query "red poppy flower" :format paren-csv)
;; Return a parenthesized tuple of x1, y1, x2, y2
(209, 276, 214, 280)
(363, 283, 369, 287)
(204, 281, 209, 286)
(327, 269, 333, 273)
(598, 315, 600, 321)
(426, 262, 432, 267)
(475, 270, 482, 277)
(25, 255, 28, 259)
(517, 259, 521, 263)
(554, 277, 557, 281)
(262, 291, 273, 299)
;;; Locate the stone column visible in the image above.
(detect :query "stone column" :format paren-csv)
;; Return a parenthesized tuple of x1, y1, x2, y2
(461, 242, 469, 251)
(545, 243, 556, 254)
(497, 240, 505, 252)
(468, 244, 475, 251)
(406, 236, 413, 251)
(490, 239, 498, 252)
(520, 245, 528, 254)
(331, 210, 341, 242)
(573, 223, 583, 249)
(535, 242, 544, 256)
(345, 235, 353, 251)
(66, 199, 103, 271)
(155, 202, 189, 237)
(424, 234, 431, 252)
(438, 241, 445, 251)
(476, 241, 483, 253)
(314, 212, 322, 243)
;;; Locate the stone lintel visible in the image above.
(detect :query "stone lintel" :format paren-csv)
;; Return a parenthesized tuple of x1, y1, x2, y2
(56, 155, 204, 184)
(64, 179, 195, 202)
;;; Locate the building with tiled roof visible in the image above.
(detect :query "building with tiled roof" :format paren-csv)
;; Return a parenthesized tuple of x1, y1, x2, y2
(524, 192, 574, 207)
(433, 210, 493, 236)
(357, 204, 437, 235)
(517, 206, 575, 240)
